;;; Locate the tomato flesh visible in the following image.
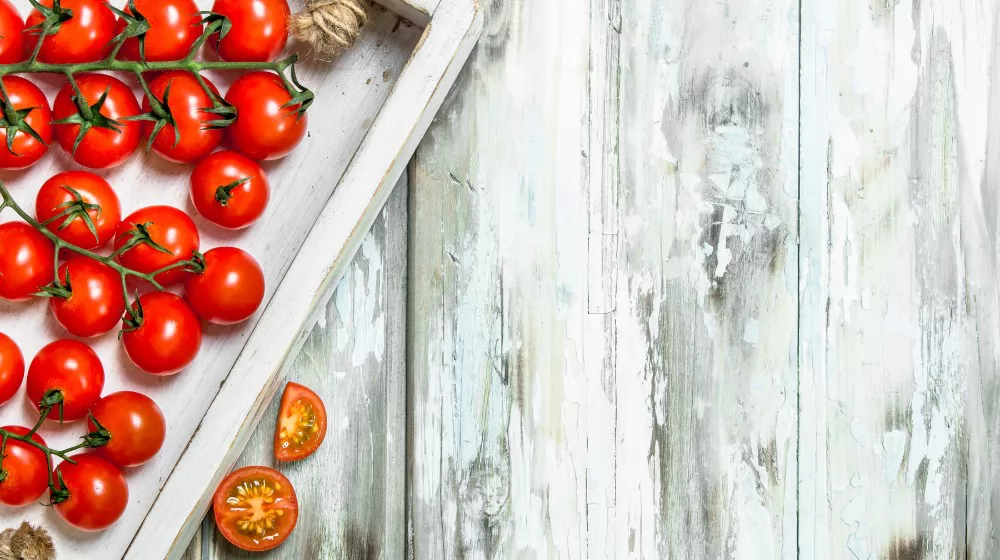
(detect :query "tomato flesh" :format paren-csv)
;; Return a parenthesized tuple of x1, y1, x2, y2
(0, 222, 55, 302)
(53, 454, 128, 531)
(274, 382, 327, 462)
(213, 466, 298, 552)
(88, 391, 166, 467)
(26, 339, 105, 422)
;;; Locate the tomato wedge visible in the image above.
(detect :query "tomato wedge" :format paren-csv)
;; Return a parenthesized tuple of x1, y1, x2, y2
(213, 466, 298, 552)
(273, 382, 326, 462)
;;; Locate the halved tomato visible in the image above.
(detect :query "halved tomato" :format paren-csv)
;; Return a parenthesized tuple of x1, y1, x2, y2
(273, 382, 326, 462)
(213, 466, 298, 552)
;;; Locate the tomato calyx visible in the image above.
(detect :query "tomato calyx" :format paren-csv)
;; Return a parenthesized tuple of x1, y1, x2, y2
(24, 0, 74, 43)
(215, 176, 253, 206)
(41, 185, 103, 242)
(283, 66, 314, 119)
(0, 97, 47, 156)
(126, 79, 180, 151)
(52, 85, 127, 154)
(106, 0, 151, 57)
(81, 412, 111, 448)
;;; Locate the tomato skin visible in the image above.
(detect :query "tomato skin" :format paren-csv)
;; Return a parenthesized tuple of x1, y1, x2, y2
(190, 151, 270, 229)
(53, 454, 128, 531)
(0, 222, 55, 302)
(25, 0, 116, 63)
(274, 382, 327, 462)
(210, 0, 289, 62)
(117, 0, 202, 62)
(36, 171, 122, 250)
(113, 205, 201, 285)
(0, 76, 52, 170)
(53, 74, 141, 169)
(122, 291, 202, 375)
(142, 71, 223, 163)
(225, 72, 307, 161)
(26, 340, 105, 421)
(0, 334, 23, 405)
(50, 258, 126, 338)
(185, 247, 265, 325)
(88, 391, 166, 468)
(213, 466, 298, 552)
(0, 0, 25, 64)
(0, 426, 48, 507)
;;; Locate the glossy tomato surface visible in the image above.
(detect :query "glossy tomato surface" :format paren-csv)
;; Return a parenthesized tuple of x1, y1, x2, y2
(0, 222, 54, 301)
(122, 291, 201, 375)
(26, 339, 105, 422)
(88, 391, 166, 467)
(53, 454, 128, 531)
(213, 466, 298, 551)
(210, 0, 289, 62)
(114, 205, 201, 285)
(141, 71, 223, 163)
(25, 0, 116, 63)
(274, 382, 327, 462)
(0, 0, 24, 63)
(0, 426, 48, 507)
(185, 247, 265, 325)
(117, 0, 202, 62)
(52, 74, 141, 169)
(225, 72, 307, 161)
(0, 333, 23, 405)
(36, 171, 122, 250)
(50, 258, 127, 338)
(0, 76, 52, 170)
(190, 150, 270, 229)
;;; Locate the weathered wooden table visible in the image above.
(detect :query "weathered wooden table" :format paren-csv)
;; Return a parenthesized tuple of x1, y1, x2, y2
(188, 0, 998, 557)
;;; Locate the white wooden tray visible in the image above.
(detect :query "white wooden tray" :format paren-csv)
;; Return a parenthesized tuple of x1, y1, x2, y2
(0, 0, 481, 557)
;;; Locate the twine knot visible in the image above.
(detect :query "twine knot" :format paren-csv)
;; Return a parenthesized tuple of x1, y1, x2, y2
(0, 523, 54, 560)
(290, 0, 369, 58)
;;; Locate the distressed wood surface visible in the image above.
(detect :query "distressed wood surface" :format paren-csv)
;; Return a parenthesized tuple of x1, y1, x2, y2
(407, 0, 799, 557)
(183, 180, 407, 559)
(800, 0, 997, 557)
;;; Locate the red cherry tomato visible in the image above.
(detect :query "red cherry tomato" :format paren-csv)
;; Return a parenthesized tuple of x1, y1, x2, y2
(122, 291, 202, 375)
(50, 258, 127, 338)
(273, 382, 327, 462)
(52, 454, 128, 531)
(0, 333, 24, 405)
(225, 72, 307, 161)
(26, 339, 105, 422)
(0, 76, 52, 170)
(141, 71, 223, 163)
(52, 74, 142, 169)
(88, 391, 166, 468)
(36, 171, 122, 250)
(0, 0, 25, 64)
(113, 206, 201, 285)
(209, 0, 289, 62)
(0, 426, 48, 507)
(184, 247, 264, 325)
(25, 0, 117, 63)
(0, 222, 55, 301)
(213, 466, 298, 551)
(190, 150, 270, 229)
(116, 0, 202, 62)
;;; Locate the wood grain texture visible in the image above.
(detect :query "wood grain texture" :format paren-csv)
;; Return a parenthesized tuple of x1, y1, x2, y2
(407, 0, 800, 557)
(800, 0, 997, 557)
(182, 180, 407, 560)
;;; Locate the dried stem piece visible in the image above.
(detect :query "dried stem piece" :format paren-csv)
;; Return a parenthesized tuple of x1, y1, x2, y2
(0, 523, 55, 560)
(290, 0, 369, 58)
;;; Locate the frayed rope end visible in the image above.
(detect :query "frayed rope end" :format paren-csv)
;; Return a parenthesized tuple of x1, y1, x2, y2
(0, 523, 55, 560)
(289, 0, 370, 58)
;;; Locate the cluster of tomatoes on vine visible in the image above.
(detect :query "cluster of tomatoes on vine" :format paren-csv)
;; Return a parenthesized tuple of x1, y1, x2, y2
(0, 0, 313, 536)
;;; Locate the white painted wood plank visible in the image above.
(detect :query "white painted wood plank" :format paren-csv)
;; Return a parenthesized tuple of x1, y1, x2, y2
(0, 5, 420, 559)
(183, 179, 407, 560)
(799, 0, 989, 557)
(131, 0, 481, 556)
(407, 0, 800, 557)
